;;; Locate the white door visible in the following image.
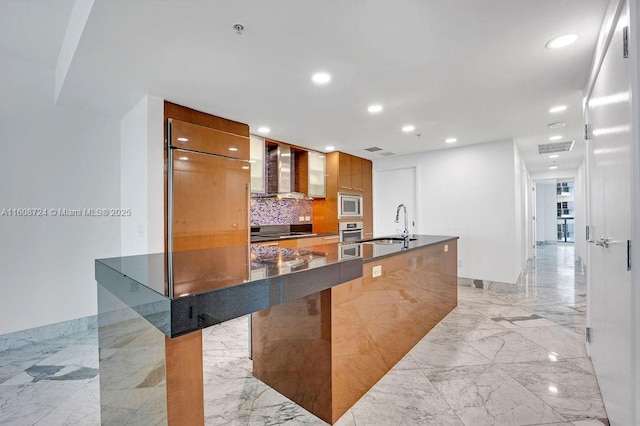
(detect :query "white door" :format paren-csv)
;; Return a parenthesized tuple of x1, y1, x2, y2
(374, 167, 417, 237)
(586, 5, 634, 425)
(530, 182, 537, 257)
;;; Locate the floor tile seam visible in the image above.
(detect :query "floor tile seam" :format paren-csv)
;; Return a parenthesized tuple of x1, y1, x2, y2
(0, 401, 57, 425)
(22, 406, 59, 425)
(422, 357, 570, 425)
(458, 300, 530, 322)
(509, 324, 585, 352)
(410, 360, 468, 426)
(492, 362, 572, 424)
(345, 409, 357, 426)
(489, 356, 595, 370)
(244, 374, 261, 426)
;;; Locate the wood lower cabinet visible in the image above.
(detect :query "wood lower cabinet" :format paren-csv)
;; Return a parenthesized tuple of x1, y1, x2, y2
(278, 236, 324, 248)
(252, 240, 457, 424)
(254, 236, 329, 249)
(322, 235, 340, 244)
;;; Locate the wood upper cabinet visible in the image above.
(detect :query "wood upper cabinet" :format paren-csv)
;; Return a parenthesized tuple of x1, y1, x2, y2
(338, 154, 352, 191)
(337, 152, 364, 193)
(169, 119, 249, 160)
(350, 156, 364, 192)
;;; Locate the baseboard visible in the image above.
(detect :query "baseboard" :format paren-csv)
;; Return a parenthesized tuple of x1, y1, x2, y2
(0, 315, 97, 353)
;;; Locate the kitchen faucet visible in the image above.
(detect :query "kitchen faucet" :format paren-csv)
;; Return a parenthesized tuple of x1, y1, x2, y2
(395, 204, 409, 241)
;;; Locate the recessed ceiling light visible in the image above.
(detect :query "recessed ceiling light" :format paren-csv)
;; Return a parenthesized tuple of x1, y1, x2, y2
(257, 126, 270, 134)
(177, 137, 189, 142)
(549, 105, 567, 113)
(229, 147, 238, 152)
(367, 104, 383, 114)
(549, 165, 558, 170)
(312, 72, 331, 84)
(325, 145, 335, 152)
(241, 166, 250, 170)
(402, 125, 415, 133)
(549, 135, 562, 141)
(548, 121, 566, 129)
(546, 34, 578, 49)
(549, 154, 559, 159)
(178, 156, 189, 161)
(445, 137, 457, 144)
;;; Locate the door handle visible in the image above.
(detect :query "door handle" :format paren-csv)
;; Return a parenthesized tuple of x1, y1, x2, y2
(594, 236, 611, 248)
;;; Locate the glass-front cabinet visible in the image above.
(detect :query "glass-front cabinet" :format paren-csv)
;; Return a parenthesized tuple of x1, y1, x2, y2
(250, 135, 265, 193)
(307, 151, 326, 198)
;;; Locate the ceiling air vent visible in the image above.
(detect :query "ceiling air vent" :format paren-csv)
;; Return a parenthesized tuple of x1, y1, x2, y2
(538, 140, 575, 154)
(381, 152, 396, 156)
(365, 146, 383, 152)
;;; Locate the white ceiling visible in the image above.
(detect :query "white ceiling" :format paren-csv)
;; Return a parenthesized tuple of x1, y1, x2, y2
(3, 0, 610, 173)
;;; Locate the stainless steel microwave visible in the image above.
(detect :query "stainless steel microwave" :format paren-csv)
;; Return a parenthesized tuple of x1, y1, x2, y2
(338, 193, 363, 219)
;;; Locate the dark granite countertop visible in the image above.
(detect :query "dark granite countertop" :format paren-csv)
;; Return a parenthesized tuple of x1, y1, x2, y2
(95, 243, 361, 337)
(358, 235, 459, 263)
(95, 234, 456, 337)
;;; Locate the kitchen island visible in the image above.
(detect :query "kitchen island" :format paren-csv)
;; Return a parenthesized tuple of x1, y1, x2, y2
(95, 235, 457, 425)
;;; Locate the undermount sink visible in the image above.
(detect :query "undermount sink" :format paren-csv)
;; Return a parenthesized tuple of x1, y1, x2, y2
(363, 237, 417, 245)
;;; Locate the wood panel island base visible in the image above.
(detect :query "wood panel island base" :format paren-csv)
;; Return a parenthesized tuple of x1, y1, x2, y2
(252, 239, 457, 424)
(94, 236, 456, 425)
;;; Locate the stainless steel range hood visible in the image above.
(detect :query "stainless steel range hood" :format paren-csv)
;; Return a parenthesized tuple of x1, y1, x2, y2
(263, 144, 312, 199)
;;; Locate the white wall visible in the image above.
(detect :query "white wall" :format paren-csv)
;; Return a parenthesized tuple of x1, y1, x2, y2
(374, 140, 521, 284)
(514, 145, 530, 273)
(0, 53, 121, 335)
(120, 95, 164, 256)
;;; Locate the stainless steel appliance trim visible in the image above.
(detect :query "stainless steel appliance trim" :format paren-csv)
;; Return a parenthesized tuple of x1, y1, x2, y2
(167, 119, 175, 297)
(338, 192, 364, 219)
(339, 221, 364, 231)
(339, 221, 364, 242)
(339, 242, 362, 260)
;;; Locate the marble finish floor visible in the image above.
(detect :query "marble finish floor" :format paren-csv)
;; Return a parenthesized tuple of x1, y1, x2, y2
(0, 244, 608, 425)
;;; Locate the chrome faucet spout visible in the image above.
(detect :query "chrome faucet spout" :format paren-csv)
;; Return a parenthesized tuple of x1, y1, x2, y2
(395, 204, 409, 239)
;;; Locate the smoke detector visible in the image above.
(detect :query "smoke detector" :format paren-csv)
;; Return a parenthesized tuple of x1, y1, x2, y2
(233, 23, 245, 35)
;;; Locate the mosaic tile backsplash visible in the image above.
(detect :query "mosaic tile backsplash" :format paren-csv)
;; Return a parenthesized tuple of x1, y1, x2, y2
(250, 198, 312, 226)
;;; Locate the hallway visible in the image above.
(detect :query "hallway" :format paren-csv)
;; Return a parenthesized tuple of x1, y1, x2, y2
(0, 244, 608, 425)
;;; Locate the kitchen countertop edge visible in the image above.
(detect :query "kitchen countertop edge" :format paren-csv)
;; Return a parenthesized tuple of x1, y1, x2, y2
(360, 235, 459, 263)
(95, 234, 458, 337)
